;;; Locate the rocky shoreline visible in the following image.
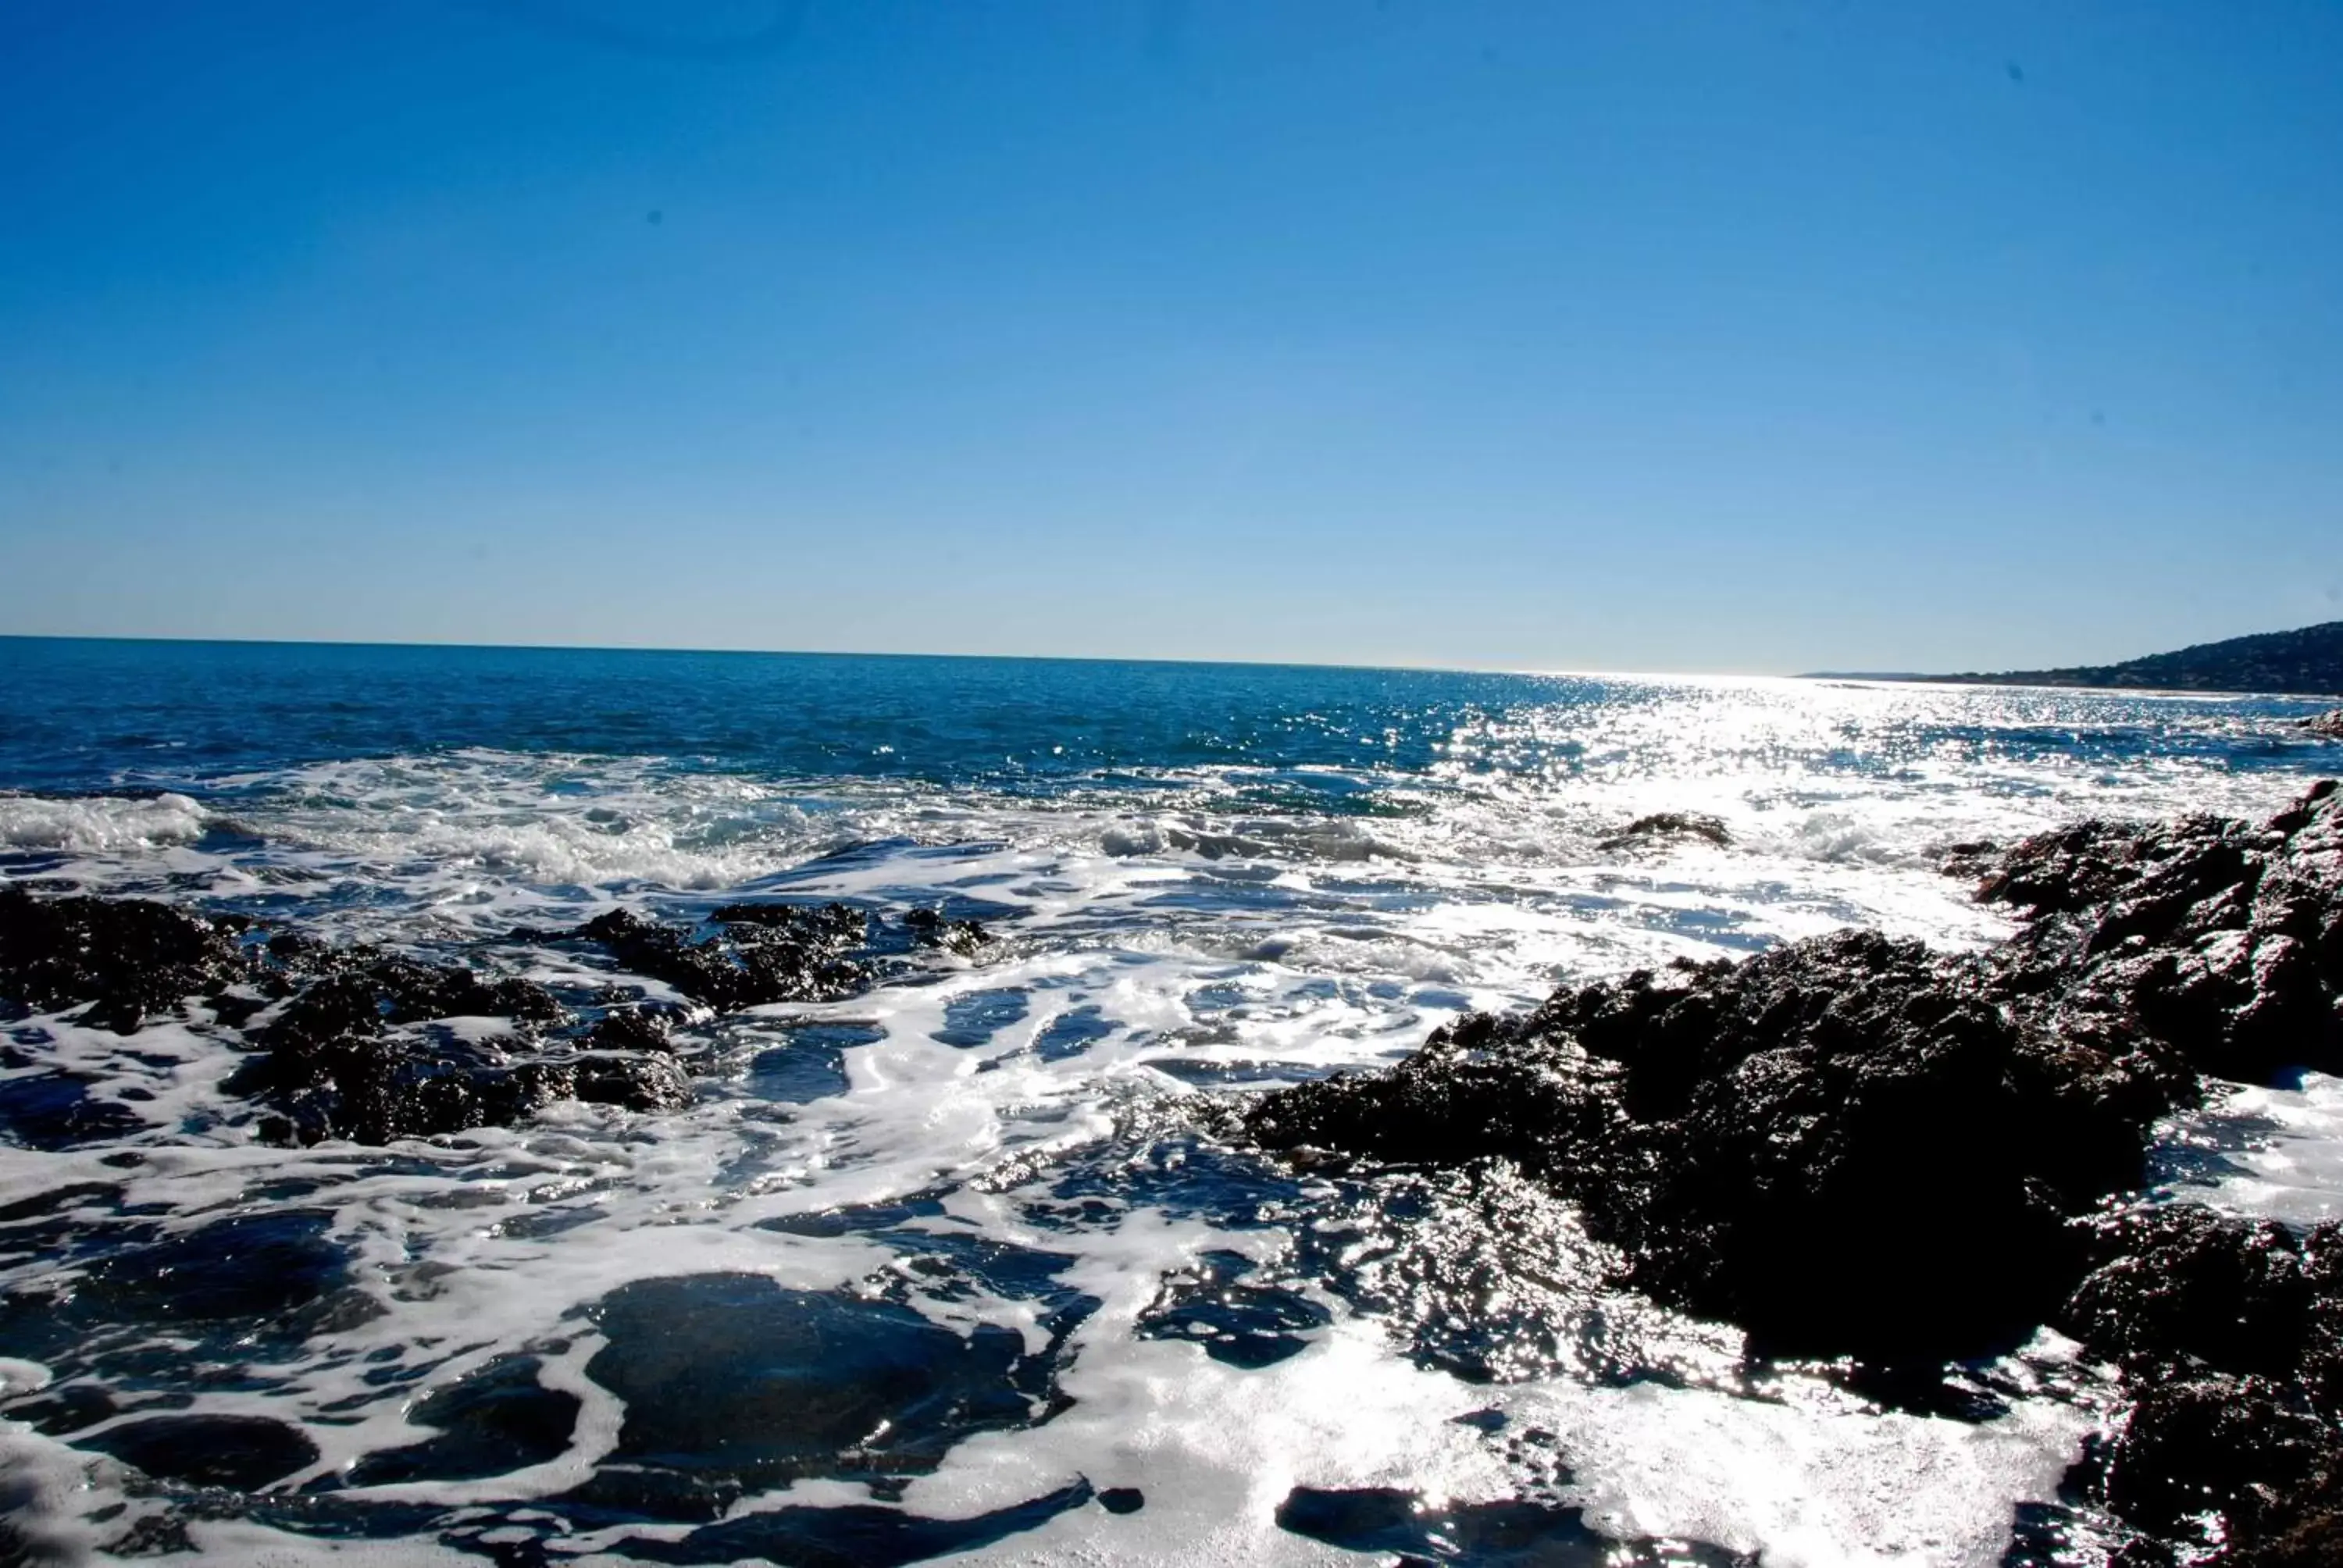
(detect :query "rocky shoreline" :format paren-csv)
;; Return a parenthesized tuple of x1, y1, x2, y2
(1252, 779, 2343, 1566)
(5, 786, 2343, 1562)
(0, 887, 988, 1149)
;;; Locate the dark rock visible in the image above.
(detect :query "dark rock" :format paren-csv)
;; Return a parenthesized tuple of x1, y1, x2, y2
(1600, 811, 1731, 850)
(572, 1051, 693, 1112)
(2053, 1210, 2343, 1560)
(1251, 783, 2343, 1367)
(80, 1413, 319, 1491)
(570, 907, 866, 1010)
(1972, 779, 2343, 1084)
(588, 1003, 684, 1053)
(902, 906, 990, 955)
(1252, 929, 2142, 1361)
(1097, 1487, 1145, 1514)
(228, 949, 681, 1144)
(0, 887, 247, 1032)
(232, 1031, 581, 1147)
(0, 885, 977, 1148)
(2103, 1374, 2335, 1545)
(2226, 1474, 2343, 1567)
(2058, 1207, 2331, 1384)
(1252, 783, 2343, 1562)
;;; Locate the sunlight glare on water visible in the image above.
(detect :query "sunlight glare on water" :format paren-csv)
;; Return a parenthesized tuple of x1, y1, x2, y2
(0, 641, 2335, 1565)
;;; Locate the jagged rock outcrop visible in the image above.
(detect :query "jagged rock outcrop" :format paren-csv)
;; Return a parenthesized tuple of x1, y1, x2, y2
(0, 893, 975, 1147)
(2057, 1209, 2343, 1566)
(1250, 780, 2343, 1560)
(0, 888, 248, 1034)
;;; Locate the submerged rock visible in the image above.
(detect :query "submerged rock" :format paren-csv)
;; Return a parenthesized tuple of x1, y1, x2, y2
(1599, 811, 1731, 850)
(341, 1356, 581, 1488)
(574, 1273, 1058, 1520)
(80, 1413, 319, 1491)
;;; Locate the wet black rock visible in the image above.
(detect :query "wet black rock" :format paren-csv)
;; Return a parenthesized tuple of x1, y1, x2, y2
(228, 951, 594, 1145)
(1599, 811, 1731, 850)
(1971, 778, 2343, 1085)
(264, 955, 566, 1038)
(575, 1273, 1057, 1521)
(237, 1036, 693, 1147)
(0, 883, 942, 1149)
(1251, 783, 2343, 1365)
(570, 906, 867, 1010)
(2103, 1374, 2335, 1549)
(2053, 1209, 2343, 1561)
(588, 1002, 686, 1053)
(901, 905, 991, 955)
(1253, 929, 2140, 1361)
(1250, 781, 2343, 1562)
(2059, 1206, 2343, 1391)
(81, 1413, 319, 1491)
(0, 887, 246, 1032)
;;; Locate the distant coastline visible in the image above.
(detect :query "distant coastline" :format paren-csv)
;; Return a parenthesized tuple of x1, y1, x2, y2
(1802, 619, 2343, 697)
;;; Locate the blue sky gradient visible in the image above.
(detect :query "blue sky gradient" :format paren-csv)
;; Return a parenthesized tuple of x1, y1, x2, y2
(2, 2, 2338, 672)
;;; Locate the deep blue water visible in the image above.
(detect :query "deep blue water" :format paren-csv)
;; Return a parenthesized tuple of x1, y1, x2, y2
(2, 634, 2330, 799)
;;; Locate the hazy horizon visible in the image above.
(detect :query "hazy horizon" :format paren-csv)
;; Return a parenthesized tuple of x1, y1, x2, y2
(4, 2, 2338, 672)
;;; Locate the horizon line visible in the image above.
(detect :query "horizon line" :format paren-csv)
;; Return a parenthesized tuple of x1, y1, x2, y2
(1, 631, 2323, 702)
(0, 629, 1813, 684)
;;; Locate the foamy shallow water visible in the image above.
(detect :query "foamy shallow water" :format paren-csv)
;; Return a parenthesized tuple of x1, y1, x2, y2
(2, 642, 2337, 1566)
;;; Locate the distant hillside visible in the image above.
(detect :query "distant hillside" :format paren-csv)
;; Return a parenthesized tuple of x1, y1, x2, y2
(1903, 621, 2343, 697)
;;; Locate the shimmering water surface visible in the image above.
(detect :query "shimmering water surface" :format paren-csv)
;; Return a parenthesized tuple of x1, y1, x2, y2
(3, 637, 2340, 1566)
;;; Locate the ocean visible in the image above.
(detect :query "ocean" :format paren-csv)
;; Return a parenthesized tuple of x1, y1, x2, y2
(2, 636, 2339, 1566)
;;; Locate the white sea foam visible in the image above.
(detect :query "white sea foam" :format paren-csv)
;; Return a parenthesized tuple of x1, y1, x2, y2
(0, 792, 209, 851)
(2, 680, 2334, 1566)
(2158, 1072, 2343, 1228)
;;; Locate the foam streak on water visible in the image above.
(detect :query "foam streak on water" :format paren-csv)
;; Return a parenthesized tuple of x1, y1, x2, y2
(1, 642, 2337, 1566)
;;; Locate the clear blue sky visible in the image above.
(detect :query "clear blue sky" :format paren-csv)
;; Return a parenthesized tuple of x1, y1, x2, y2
(2, 2, 2337, 672)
